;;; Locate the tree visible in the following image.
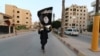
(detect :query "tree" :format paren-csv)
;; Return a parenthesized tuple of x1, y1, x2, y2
(15, 25, 27, 30)
(51, 21, 61, 29)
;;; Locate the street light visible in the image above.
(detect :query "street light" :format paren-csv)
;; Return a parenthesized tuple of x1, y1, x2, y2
(53, 13, 55, 22)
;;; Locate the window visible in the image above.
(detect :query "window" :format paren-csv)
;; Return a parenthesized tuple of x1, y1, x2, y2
(65, 23, 68, 25)
(66, 8, 69, 11)
(73, 8, 76, 11)
(65, 20, 68, 22)
(17, 11, 20, 13)
(26, 22, 28, 24)
(26, 17, 28, 19)
(26, 13, 28, 14)
(70, 9, 72, 11)
(72, 24, 75, 26)
(17, 21, 20, 23)
(70, 16, 72, 18)
(17, 16, 19, 18)
(84, 6, 86, 8)
(67, 29, 72, 31)
(84, 10, 86, 12)
(80, 10, 82, 12)
(83, 18, 85, 19)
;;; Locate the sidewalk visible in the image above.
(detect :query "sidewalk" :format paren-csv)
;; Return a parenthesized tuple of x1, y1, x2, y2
(0, 30, 33, 39)
(53, 33, 100, 56)
(0, 33, 15, 39)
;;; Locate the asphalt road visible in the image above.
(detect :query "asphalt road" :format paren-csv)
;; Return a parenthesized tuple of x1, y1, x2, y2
(0, 31, 77, 56)
(66, 34, 100, 47)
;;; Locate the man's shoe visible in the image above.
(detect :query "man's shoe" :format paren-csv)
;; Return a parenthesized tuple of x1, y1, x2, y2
(42, 46, 45, 50)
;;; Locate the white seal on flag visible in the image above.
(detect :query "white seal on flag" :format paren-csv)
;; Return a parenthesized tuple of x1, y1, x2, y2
(43, 16, 49, 24)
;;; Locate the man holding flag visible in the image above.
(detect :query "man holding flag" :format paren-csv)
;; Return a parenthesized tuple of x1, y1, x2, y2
(37, 7, 53, 52)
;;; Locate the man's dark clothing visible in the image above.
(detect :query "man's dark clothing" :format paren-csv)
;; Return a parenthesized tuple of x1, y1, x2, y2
(38, 27, 51, 50)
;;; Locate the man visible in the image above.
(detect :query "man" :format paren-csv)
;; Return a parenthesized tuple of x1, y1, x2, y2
(37, 7, 52, 52)
(38, 25, 51, 51)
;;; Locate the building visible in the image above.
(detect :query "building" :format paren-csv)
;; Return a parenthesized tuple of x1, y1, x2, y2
(33, 22, 39, 29)
(64, 4, 88, 32)
(0, 12, 13, 33)
(5, 4, 32, 29)
(88, 11, 94, 25)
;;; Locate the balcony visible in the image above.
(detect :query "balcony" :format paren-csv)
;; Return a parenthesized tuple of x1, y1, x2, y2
(0, 13, 12, 26)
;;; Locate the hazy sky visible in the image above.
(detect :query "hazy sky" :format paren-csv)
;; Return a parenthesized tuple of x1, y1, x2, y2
(0, 0, 95, 22)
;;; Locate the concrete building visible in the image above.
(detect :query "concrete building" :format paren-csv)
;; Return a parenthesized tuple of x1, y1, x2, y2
(64, 4, 88, 32)
(33, 22, 39, 29)
(88, 11, 94, 25)
(5, 4, 32, 29)
(0, 12, 12, 33)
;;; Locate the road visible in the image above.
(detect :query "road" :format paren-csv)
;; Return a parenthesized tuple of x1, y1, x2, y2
(0, 31, 77, 56)
(66, 34, 100, 47)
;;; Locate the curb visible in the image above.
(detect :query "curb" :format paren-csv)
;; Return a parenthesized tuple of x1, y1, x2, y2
(53, 33, 86, 56)
(0, 31, 32, 39)
(0, 34, 15, 39)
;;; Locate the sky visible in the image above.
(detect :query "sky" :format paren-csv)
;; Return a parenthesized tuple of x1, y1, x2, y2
(0, 0, 95, 22)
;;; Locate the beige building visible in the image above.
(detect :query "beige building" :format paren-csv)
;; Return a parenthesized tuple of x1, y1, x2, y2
(33, 22, 39, 29)
(88, 11, 94, 25)
(0, 12, 12, 33)
(64, 4, 88, 32)
(5, 4, 32, 29)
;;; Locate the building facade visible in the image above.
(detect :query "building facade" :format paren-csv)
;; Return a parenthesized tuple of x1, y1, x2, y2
(88, 11, 94, 25)
(0, 13, 13, 33)
(64, 5, 88, 32)
(5, 4, 32, 29)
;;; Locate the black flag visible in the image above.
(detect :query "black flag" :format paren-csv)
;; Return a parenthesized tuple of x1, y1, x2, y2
(37, 7, 53, 26)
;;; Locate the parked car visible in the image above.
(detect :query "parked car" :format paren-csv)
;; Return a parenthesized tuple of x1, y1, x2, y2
(64, 28, 79, 36)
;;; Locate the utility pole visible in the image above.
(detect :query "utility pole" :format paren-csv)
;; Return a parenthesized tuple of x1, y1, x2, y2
(91, 0, 100, 52)
(60, 0, 65, 37)
(53, 13, 55, 22)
